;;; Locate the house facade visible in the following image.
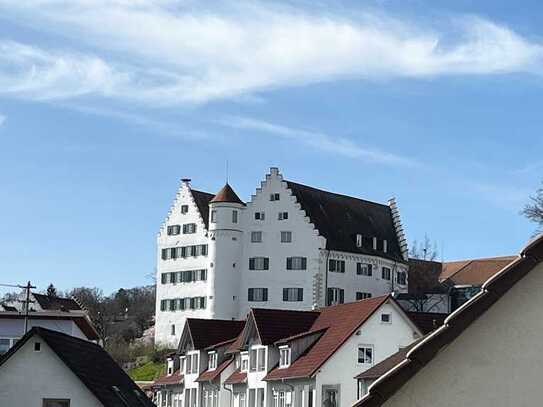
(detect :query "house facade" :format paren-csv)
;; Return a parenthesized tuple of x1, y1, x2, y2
(355, 235, 543, 407)
(156, 168, 409, 346)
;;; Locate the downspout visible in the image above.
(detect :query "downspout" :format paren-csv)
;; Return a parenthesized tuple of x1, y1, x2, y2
(223, 383, 233, 407)
(323, 249, 330, 307)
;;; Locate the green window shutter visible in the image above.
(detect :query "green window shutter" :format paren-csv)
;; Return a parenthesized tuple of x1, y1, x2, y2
(301, 258, 307, 270)
(286, 258, 292, 270)
(298, 289, 303, 301)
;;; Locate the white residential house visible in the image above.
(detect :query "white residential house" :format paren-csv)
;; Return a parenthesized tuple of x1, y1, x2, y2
(0, 327, 154, 407)
(156, 168, 409, 346)
(354, 234, 543, 407)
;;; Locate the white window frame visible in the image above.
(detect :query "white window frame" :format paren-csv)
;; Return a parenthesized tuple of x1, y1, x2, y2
(251, 231, 263, 243)
(357, 345, 374, 365)
(279, 346, 291, 368)
(240, 352, 249, 372)
(211, 210, 217, 223)
(381, 313, 392, 324)
(208, 351, 218, 370)
(280, 231, 292, 243)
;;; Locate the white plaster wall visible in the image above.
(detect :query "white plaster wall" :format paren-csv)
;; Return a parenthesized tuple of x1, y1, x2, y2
(156, 181, 212, 347)
(315, 301, 420, 407)
(0, 337, 103, 407)
(238, 169, 325, 317)
(382, 261, 543, 407)
(0, 318, 88, 341)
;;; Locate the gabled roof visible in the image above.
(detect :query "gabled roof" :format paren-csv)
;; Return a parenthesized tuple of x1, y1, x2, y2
(285, 181, 404, 262)
(265, 295, 396, 380)
(32, 293, 82, 311)
(196, 357, 234, 382)
(154, 369, 184, 387)
(0, 327, 154, 407)
(440, 256, 516, 286)
(180, 318, 245, 352)
(355, 235, 543, 407)
(210, 183, 244, 205)
(251, 308, 320, 345)
(191, 189, 214, 229)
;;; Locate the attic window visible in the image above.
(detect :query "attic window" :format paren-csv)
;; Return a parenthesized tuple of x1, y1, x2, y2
(181, 205, 189, 214)
(34, 342, 41, 352)
(356, 234, 362, 248)
(279, 346, 291, 368)
(208, 351, 218, 370)
(381, 313, 392, 323)
(270, 193, 280, 201)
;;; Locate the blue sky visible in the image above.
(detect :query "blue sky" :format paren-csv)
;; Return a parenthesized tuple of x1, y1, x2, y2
(1, 0, 542, 295)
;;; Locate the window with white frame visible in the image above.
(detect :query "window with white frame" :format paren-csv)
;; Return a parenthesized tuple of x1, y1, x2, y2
(211, 210, 217, 223)
(257, 348, 266, 371)
(180, 357, 185, 374)
(257, 389, 264, 407)
(167, 225, 181, 235)
(181, 205, 189, 214)
(328, 259, 345, 273)
(208, 352, 218, 370)
(356, 263, 372, 276)
(273, 391, 292, 407)
(280, 231, 292, 243)
(326, 288, 344, 306)
(191, 353, 199, 374)
(279, 346, 291, 368)
(283, 288, 303, 302)
(381, 267, 391, 280)
(183, 223, 197, 234)
(249, 349, 257, 372)
(397, 271, 407, 285)
(232, 210, 238, 223)
(239, 392, 246, 407)
(358, 345, 373, 364)
(248, 288, 268, 302)
(251, 231, 262, 243)
(185, 354, 191, 374)
(249, 257, 269, 270)
(381, 313, 392, 323)
(270, 193, 280, 201)
(240, 352, 249, 372)
(254, 212, 265, 221)
(286, 256, 307, 270)
(356, 292, 372, 300)
(278, 212, 288, 220)
(356, 234, 363, 247)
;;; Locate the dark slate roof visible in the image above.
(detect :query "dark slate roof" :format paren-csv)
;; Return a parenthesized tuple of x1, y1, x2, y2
(210, 183, 244, 205)
(191, 189, 214, 229)
(187, 319, 245, 350)
(406, 312, 447, 335)
(252, 308, 320, 345)
(224, 369, 247, 385)
(407, 259, 447, 295)
(33, 293, 82, 311)
(285, 181, 404, 262)
(355, 234, 543, 407)
(0, 327, 155, 407)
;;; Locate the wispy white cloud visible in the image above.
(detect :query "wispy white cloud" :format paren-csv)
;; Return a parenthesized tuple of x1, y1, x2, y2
(220, 115, 418, 167)
(0, 1, 542, 105)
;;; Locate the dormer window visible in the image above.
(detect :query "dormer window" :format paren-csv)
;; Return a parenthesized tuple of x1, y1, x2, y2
(279, 346, 291, 368)
(356, 234, 362, 248)
(383, 240, 388, 253)
(240, 352, 249, 372)
(208, 351, 218, 370)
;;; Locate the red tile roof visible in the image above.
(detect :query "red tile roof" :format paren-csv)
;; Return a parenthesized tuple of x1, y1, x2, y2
(224, 369, 247, 385)
(440, 256, 516, 285)
(355, 340, 421, 380)
(196, 357, 234, 382)
(186, 319, 245, 350)
(154, 369, 184, 386)
(210, 183, 244, 205)
(265, 295, 391, 380)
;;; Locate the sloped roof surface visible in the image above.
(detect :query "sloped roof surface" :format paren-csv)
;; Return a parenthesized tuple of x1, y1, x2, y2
(285, 181, 403, 261)
(406, 312, 447, 335)
(407, 259, 446, 295)
(252, 308, 320, 345)
(187, 319, 245, 350)
(0, 327, 154, 407)
(196, 357, 234, 382)
(355, 236, 543, 407)
(210, 183, 244, 205)
(355, 340, 421, 380)
(440, 256, 516, 285)
(224, 369, 247, 385)
(33, 293, 81, 311)
(154, 369, 184, 386)
(191, 189, 214, 229)
(265, 296, 390, 380)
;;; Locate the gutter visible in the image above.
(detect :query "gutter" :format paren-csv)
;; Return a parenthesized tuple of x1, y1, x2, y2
(223, 383, 233, 407)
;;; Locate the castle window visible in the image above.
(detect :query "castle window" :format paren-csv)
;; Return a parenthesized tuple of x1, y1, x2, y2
(251, 231, 263, 243)
(278, 212, 288, 220)
(181, 205, 189, 214)
(329, 259, 345, 273)
(356, 292, 372, 300)
(211, 210, 217, 223)
(327, 288, 344, 306)
(397, 271, 407, 285)
(255, 212, 265, 221)
(232, 210, 238, 223)
(286, 257, 307, 270)
(167, 225, 181, 235)
(248, 288, 268, 302)
(281, 231, 292, 243)
(356, 263, 372, 276)
(249, 257, 269, 270)
(270, 193, 280, 201)
(382, 267, 391, 280)
(356, 234, 362, 247)
(283, 288, 303, 302)
(183, 223, 197, 234)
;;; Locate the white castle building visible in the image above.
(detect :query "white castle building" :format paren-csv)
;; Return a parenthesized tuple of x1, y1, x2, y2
(155, 168, 409, 347)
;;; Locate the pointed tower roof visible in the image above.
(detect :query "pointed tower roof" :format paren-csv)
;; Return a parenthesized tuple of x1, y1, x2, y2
(210, 183, 244, 205)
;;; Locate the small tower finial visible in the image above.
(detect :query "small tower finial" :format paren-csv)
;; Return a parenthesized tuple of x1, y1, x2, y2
(226, 160, 229, 184)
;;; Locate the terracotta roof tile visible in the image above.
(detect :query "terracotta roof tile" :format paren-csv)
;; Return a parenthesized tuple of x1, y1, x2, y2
(210, 184, 244, 205)
(265, 296, 390, 380)
(441, 256, 517, 286)
(196, 358, 234, 382)
(224, 369, 247, 385)
(355, 340, 421, 380)
(154, 369, 184, 386)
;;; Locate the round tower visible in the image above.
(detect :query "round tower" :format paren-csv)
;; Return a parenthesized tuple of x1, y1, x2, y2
(207, 183, 244, 320)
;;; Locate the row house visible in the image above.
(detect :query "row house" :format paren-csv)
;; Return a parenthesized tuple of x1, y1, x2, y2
(156, 167, 410, 347)
(156, 295, 422, 407)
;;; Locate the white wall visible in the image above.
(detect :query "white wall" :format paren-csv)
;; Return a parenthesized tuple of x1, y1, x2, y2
(382, 261, 543, 407)
(315, 301, 420, 407)
(156, 181, 212, 347)
(0, 337, 103, 407)
(0, 318, 88, 342)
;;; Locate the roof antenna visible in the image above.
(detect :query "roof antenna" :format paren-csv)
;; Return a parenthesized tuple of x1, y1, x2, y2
(225, 159, 229, 184)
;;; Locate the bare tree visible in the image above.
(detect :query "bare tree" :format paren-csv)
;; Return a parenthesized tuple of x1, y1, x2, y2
(409, 234, 439, 261)
(523, 182, 543, 234)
